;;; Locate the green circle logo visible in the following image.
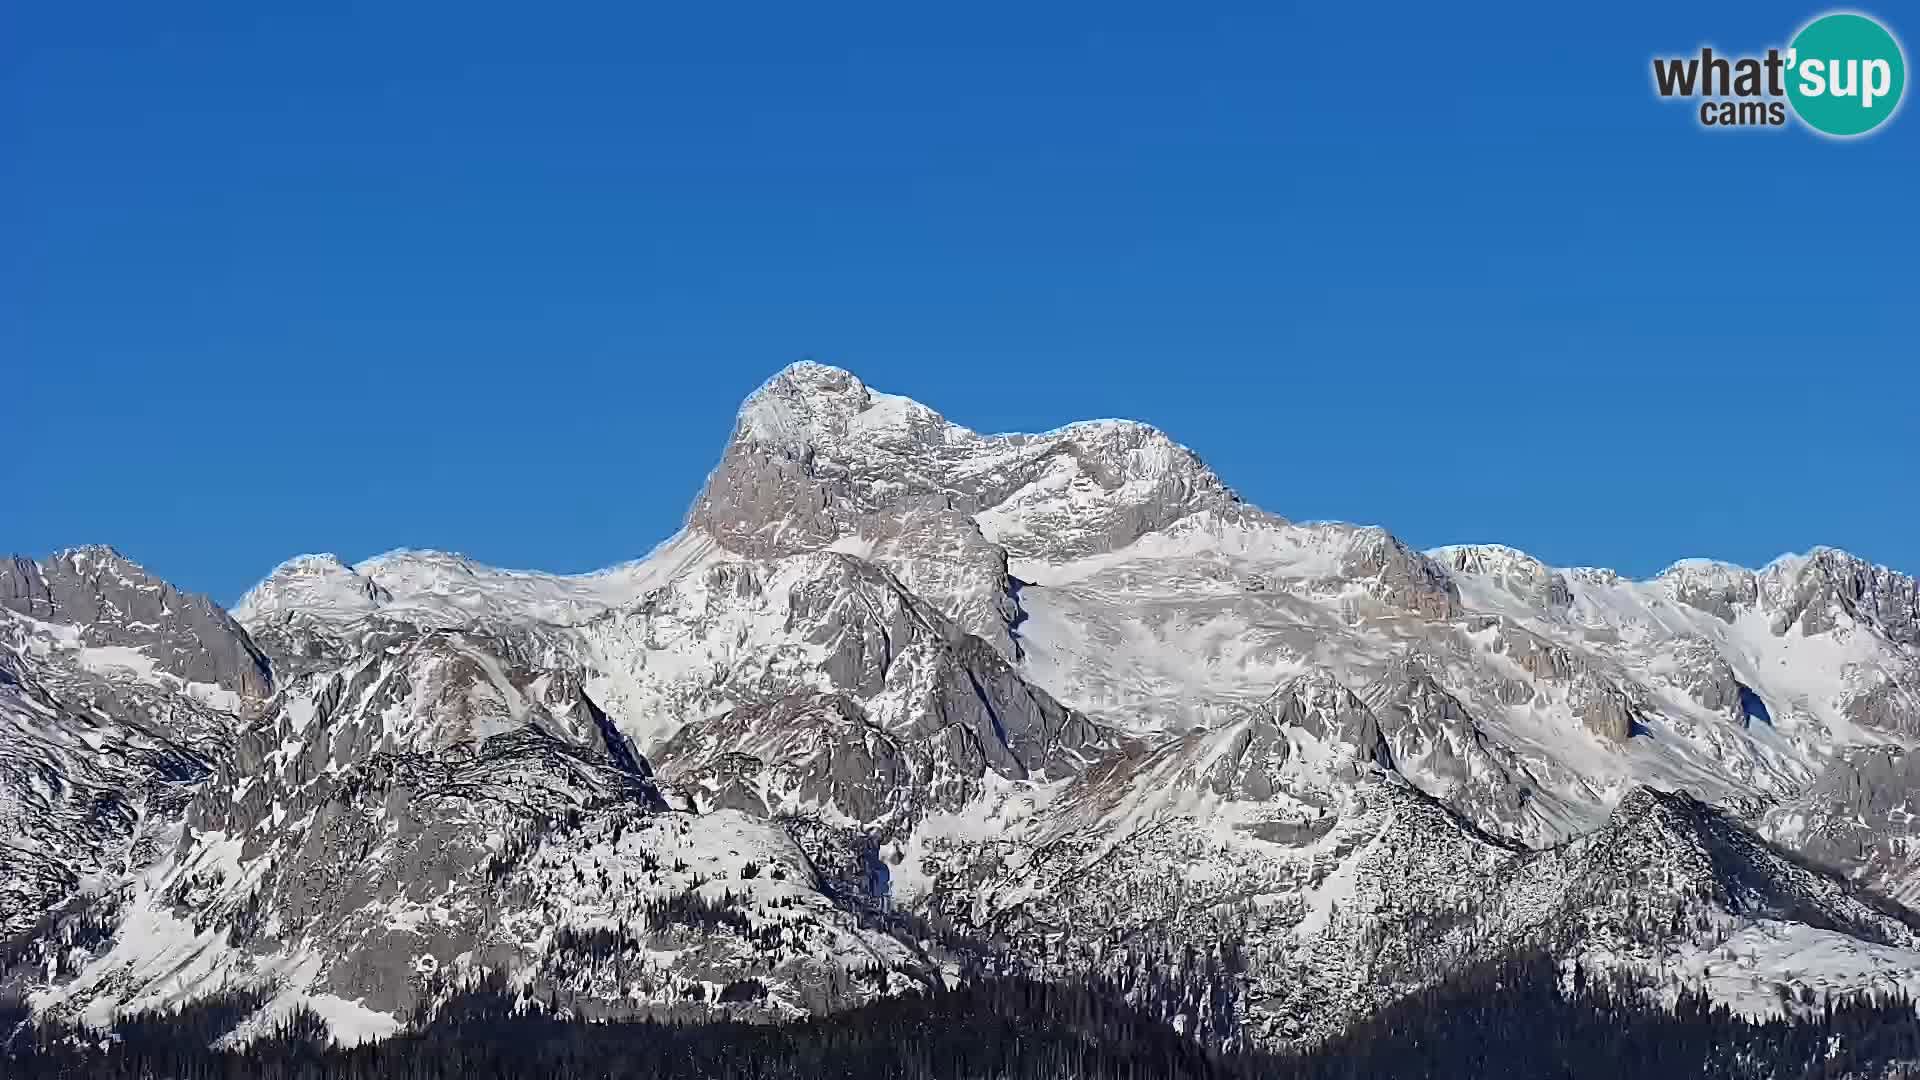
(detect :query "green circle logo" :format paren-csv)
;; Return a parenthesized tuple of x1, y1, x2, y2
(1786, 13, 1906, 136)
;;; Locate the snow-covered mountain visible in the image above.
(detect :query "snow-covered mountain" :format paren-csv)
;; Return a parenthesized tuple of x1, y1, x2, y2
(5, 361, 1919, 1048)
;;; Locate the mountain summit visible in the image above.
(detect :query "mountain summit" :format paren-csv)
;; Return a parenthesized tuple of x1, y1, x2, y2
(694, 360, 1240, 563)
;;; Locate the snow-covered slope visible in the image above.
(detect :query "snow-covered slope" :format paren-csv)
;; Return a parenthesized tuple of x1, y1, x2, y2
(6, 361, 1919, 1049)
(235, 531, 718, 631)
(1005, 517, 1915, 848)
(0, 549, 270, 943)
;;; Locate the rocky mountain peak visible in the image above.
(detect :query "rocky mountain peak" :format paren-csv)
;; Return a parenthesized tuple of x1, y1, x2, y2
(1438, 543, 1572, 611)
(1267, 670, 1393, 770)
(691, 363, 1239, 569)
(1654, 558, 1761, 622)
(732, 361, 905, 457)
(3, 546, 271, 699)
(1766, 546, 1920, 646)
(234, 553, 392, 624)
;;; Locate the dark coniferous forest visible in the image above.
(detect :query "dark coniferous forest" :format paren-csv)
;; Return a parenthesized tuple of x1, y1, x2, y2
(5, 951, 1920, 1080)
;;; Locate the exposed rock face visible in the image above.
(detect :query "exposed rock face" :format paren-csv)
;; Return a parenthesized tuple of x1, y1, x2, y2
(1660, 637, 1746, 718)
(1358, 659, 1563, 835)
(692, 362, 1239, 566)
(836, 506, 1021, 657)
(1438, 544, 1568, 611)
(650, 606, 1120, 846)
(0, 548, 266, 944)
(569, 549, 1116, 768)
(14, 594, 938, 1032)
(8, 361, 1920, 1051)
(0, 646, 210, 940)
(159, 633, 675, 1020)
(1659, 560, 1760, 623)
(1334, 529, 1460, 620)
(659, 692, 918, 823)
(1840, 671, 1920, 738)
(687, 362, 1240, 653)
(1513, 786, 1918, 953)
(1269, 672, 1393, 772)
(1568, 678, 1640, 743)
(1768, 549, 1920, 645)
(1761, 746, 1920, 905)
(3, 547, 271, 698)
(1173, 673, 1393, 803)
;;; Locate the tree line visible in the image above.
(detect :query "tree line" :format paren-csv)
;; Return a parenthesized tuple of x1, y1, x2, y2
(4, 949, 1919, 1079)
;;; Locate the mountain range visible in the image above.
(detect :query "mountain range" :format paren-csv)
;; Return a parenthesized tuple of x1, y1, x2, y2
(5, 360, 1919, 1049)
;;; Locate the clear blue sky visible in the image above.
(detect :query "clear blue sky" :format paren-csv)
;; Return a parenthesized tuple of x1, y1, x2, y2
(6, 2, 1916, 605)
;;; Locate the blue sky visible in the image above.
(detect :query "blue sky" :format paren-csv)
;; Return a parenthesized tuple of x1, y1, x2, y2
(5, 1, 1916, 605)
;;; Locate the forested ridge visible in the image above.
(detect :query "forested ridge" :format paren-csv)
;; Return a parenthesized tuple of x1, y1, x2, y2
(6, 951, 1920, 1079)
